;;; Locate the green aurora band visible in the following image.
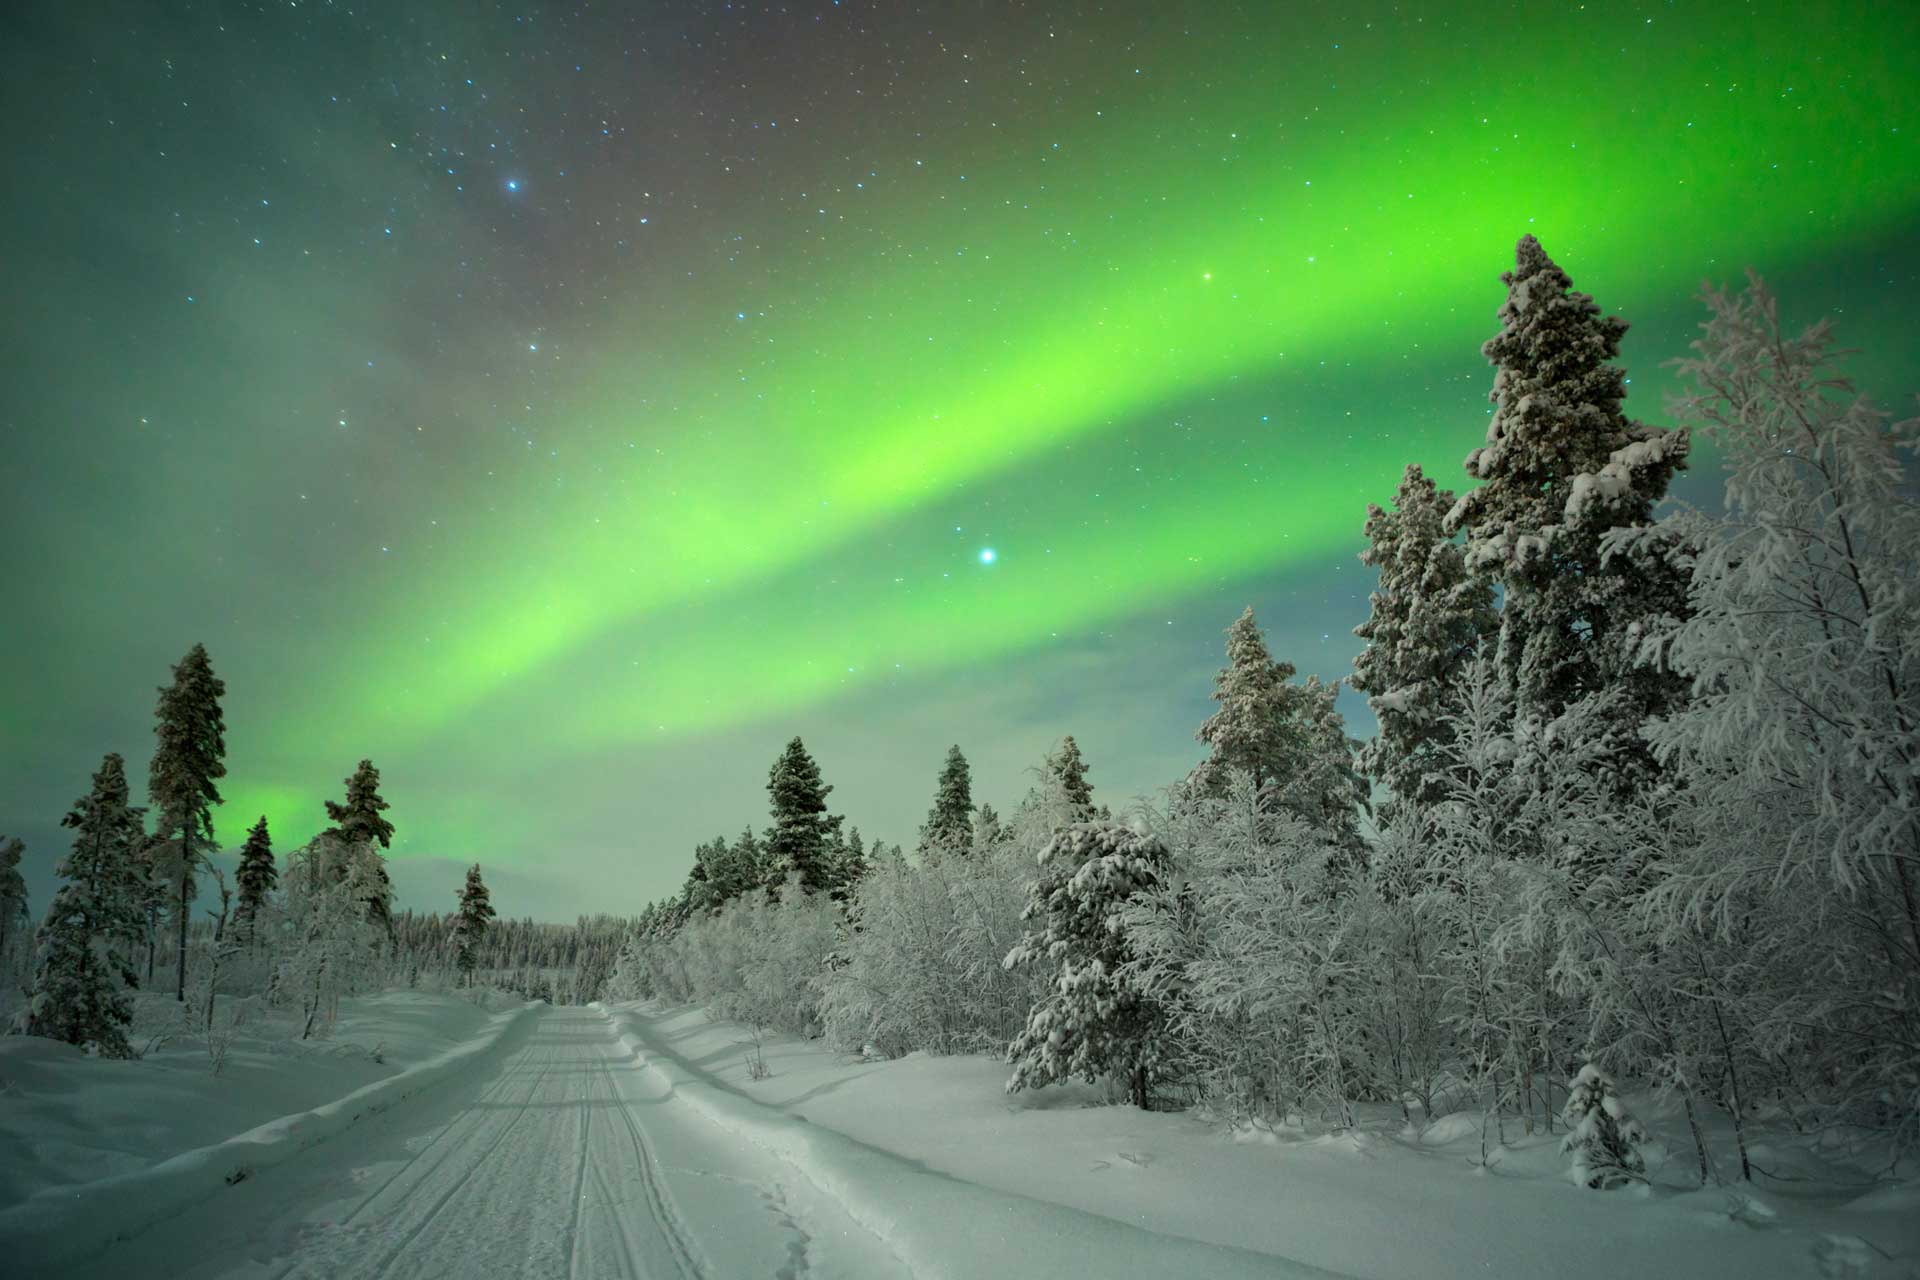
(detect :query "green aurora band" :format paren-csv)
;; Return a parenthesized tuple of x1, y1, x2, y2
(8, 2, 1915, 887)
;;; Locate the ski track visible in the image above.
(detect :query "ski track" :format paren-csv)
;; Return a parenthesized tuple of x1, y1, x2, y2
(247, 1009, 740, 1279)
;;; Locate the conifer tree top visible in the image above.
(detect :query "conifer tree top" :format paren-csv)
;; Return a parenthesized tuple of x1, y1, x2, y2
(920, 744, 976, 853)
(1447, 235, 1685, 572)
(325, 758, 396, 848)
(150, 642, 227, 845)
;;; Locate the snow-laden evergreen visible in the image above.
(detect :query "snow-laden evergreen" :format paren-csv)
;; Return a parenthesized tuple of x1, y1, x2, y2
(1352, 465, 1496, 811)
(1004, 820, 1174, 1109)
(26, 754, 152, 1057)
(1445, 236, 1691, 799)
(1560, 1063, 1648, 1189)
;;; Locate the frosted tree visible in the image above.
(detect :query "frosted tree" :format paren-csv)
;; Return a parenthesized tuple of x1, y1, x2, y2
(231, 816, 277, 946)
(1352, 465, 1496, 810)
(823, 810, 1049, 1059)
(1560, 1063, 1648, 1188)
(280, 833, 386, 1037)
(766, 737, 843, 895)
(972, 803, 1008, 853)
(149, 642, 227, 1001)
(1004, 820, 1174, 1109)
(0, 835, 28, 984)
(1622, 274, 1920, 1139)
(26, 755, 151, 1056)
(1445, 236, 1691, 794)
(1124, 772, 1373, 1128)
(917, 745, 976, 857)
(1193, 608, 1367, 849)
(453, 864, 497, 981)
(323, 759, 395, 932)
(826, 825, 869, 901)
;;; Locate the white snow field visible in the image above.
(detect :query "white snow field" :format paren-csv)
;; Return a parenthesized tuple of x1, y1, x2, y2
(1, 996, 1914, 1279)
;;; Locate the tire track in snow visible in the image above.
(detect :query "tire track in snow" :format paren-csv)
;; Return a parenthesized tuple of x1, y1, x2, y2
(272, 1033, 562, 1280)
(563, 1034, 595, 1280)
(596, 1031, 706, 1280)
(358, 1037, 566, 1280)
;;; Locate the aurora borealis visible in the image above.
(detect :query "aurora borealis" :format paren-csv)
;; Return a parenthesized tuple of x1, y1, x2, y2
(4, 2, 1917, 918)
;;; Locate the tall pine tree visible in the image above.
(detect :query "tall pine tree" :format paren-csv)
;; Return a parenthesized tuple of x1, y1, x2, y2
(1444, 236, 1690, 790)
(1352, 466, 1497, 810)
(149, 643, 226, 1002)
(324, 759, 396, 931)
(232, 816, 277, 946)
(766, 737, 842, 895)
(918, 745, 976, 857)
(453, 864, 497, 981)
(28, 755, 151, 1056)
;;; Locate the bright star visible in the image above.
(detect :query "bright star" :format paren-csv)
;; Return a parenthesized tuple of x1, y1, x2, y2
(506, 179, 520, 191)
(978, 548, 997, 565)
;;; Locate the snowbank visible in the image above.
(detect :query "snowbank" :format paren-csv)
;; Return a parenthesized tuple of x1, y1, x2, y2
(601, 1002, 1920, 1280)
(597, 1002, 1340, 1279)
(0, 991, 541, 1272)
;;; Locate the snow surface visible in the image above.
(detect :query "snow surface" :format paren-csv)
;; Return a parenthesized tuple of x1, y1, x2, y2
(3, 994, 1914, 1278)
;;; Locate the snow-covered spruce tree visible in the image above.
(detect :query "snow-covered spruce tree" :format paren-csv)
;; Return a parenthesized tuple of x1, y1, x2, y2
(765, 737, 843, 896)
(1005, 820, 1174, 1109)
(0, 835, 28, 986)
(1444, 237, 1691, 802)
(149, 643, 227, 1002)
(1352, 465, 1497, 812)
(1192, 609, 1368, 855)
(26, 755, 151, 1056)
(323, 759, 396, 933)
(917, 745, 976, 858)
(1560, 1063, 1648, 1189)
(1621, 274, 1920, 1142)
(231, 816, 276, 947)
(453, 864, 497, 981)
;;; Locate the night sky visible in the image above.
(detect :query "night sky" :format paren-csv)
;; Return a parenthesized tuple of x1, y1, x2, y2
(4, 1, 1916, 920)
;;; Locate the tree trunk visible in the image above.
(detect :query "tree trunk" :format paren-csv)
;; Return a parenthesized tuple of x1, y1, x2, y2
(175, 841, 191, 1002)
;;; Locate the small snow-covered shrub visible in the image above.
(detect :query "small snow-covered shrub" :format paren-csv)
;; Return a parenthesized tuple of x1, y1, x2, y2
(1561, 1063, 1647, 1188)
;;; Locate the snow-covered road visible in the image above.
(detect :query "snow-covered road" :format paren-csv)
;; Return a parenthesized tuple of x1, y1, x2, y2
(67, 1006, 904, 1279)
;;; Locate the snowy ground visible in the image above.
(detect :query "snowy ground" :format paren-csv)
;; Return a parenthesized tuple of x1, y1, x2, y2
(0, 987, 523, 1203)
(602, 1003, 1920, 1280)
(2, 994, 1915, 1278)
